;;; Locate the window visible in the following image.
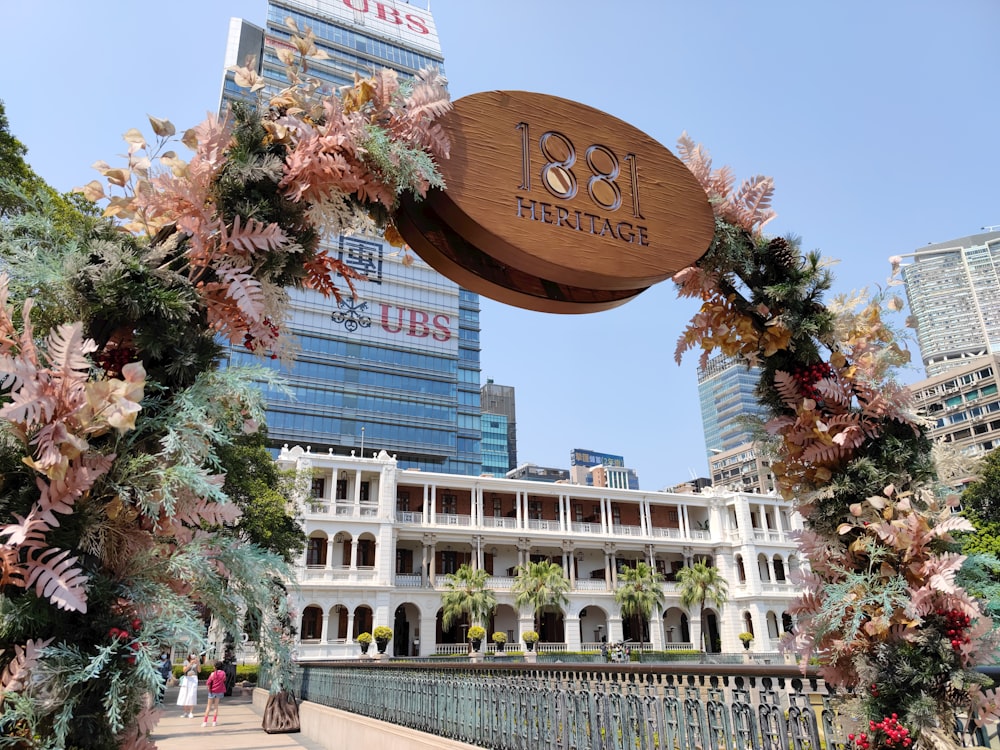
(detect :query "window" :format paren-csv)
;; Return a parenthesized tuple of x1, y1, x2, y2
(573, 503, 584, 522)
(306, 537, 326, 567)
(301, 607, 322, 641)
(357, 539, 375, 567)
(493, 495, 503, 517)
(441, 551, 458, 574)
(396, 548, 413, 575)
(336, 479, 348, 500)
(360, 481, 370, 503)
(528, 500, 542, 520)
(311, 477, 326, 498)
(397, 491, 410, 512)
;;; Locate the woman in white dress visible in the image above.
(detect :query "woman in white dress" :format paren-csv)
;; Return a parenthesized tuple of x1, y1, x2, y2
(175, 654, 199, 717)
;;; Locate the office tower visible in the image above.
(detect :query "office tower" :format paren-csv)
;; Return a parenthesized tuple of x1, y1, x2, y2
(569, 449, 639, 490)
(697, 353, 764, 457)
(900, 230, 1000, 378)
(218, 1, 482, 475)
(480, 380, 517, 475)
(908, 354, 1000, 458)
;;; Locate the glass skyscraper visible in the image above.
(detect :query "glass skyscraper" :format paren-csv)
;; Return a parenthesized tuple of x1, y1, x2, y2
(219, 1, 482, 474)
(697, 353, 764, 457)
(900, 230, 1000, 378)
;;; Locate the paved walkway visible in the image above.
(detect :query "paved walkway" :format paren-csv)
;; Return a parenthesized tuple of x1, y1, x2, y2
(152, 686, 324, 750)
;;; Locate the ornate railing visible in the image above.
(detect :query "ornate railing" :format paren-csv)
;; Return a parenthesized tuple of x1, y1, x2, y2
(286, 662, 1000, 750)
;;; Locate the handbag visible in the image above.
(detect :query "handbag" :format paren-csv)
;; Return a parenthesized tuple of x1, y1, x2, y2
(262, 689, 300, 734)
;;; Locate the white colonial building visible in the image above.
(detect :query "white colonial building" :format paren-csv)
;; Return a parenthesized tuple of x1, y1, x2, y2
(278, 445, 803, 659)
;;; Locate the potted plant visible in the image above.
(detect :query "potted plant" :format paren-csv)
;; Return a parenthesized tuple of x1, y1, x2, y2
(738, 632, 754, 650)
(357, 632, 372, 655)
(373, 625, 393, 654)
(468, 625, 486, 651)
(492, 631, 507, 653)
(522, 630, 539, 652)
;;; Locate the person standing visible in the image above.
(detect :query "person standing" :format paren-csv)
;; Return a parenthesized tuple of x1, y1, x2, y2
(201, 662, 227, 727)
(156, 652, 172, 704)
(176, 655, 199, 718)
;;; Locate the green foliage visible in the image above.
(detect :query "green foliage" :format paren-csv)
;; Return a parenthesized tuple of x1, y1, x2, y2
(235, 664, 258, 683)
(614, 561, 665, 621)
(512, 561, 570, 630)
(521, 630, 539, 643)
(373, 626, 393, 642)
(738, 632, 754, 643)
(491, 631, 507, 643)
(217, 428, 305, 562)
(676, 561, 729, 651)
(440, 563, 497, 630)
(356, 632, 373, 644)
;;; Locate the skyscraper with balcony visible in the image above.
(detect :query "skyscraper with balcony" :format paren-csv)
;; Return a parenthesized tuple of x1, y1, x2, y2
(218, 1, 482, 474)
(900, 230, 1000, 378)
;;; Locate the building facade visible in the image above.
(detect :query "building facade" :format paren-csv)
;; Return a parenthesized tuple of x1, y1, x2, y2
(908, 354, 1000, 457)
(900, 230, 1000, 378)
(219, 1, 483, 475)
(697, 354, 764, 458)
(481, 380, 517, 475)
(280, 446, 802, 659)
(709, 443, 776, 495)
(569, 449, 639, 490)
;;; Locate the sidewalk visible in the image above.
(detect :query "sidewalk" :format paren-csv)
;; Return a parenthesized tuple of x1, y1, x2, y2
(152, 686, 324, 750)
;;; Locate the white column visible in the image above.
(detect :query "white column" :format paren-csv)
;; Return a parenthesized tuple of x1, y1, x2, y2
(353, 469, 362, 507)
(421, 543, 428, 586)
(346, 613, 356, 640)
(422, 485, 430, 525)
(326, 539, 335, 569)
(429, 543, 437, 585)
(515, 491, 523, 529)
(320, 612, 330, 643)
(681, 505, 691, 538)
(767, 556, 776, 584)
(350, 539, 359, 570)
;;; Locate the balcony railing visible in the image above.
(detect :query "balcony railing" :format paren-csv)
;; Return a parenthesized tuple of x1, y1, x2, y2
(288, 662, 1000, 750)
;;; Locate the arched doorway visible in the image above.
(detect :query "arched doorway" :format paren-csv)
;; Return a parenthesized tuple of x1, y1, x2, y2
(393, 603, 420, 656)
(301, 605, 322, 641)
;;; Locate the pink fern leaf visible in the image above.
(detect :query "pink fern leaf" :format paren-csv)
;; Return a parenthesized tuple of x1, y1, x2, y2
(0, 544, 25, 588)
(215, 267, 264, 324)
(0, 381, 56, 428)
(907, 585, 937, 616)
(224, 215, 288, 254)
(0, 637, 54, 704)
(772, 370, 802, 407)
(724, 175, 776, 234)
(0, 507, 52, 547)
(24, 547, 89, 612)
(921, 552, 965, 594)
(926, 514, 975, 539)
(45, 322, 96, 388)
(969, 685, 1000, 728)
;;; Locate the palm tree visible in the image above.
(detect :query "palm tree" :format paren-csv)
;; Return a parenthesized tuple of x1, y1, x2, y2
(440, 564, 497, 631)
(676, 560, 729, 651)
(614, 562, 665, 643)
(512, 560, 570, 634)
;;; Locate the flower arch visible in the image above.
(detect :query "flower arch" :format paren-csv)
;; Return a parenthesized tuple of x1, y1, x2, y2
(0, 20, 996, 750)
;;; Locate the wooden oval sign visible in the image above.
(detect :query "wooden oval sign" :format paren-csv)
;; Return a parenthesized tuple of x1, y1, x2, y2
(396, 90, 714, 312)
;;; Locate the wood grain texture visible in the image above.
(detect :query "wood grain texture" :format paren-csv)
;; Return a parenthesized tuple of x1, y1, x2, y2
(424, 90, 714, 290)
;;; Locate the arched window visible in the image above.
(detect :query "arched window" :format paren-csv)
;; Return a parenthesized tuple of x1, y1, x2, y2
(782, 612, 794, 633)
(301, 606, 323, 640)
(766, 611, 779, 639)
(743, 611, 754, 636)
(773, 556, 786, 582)
(758, 554, 770, 582)
(735, 555, 746, 583)
(353, 606, 373, 638)
(306, 536, 327, 567)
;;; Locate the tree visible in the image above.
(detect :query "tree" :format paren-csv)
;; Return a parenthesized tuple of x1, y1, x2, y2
(957, 448, 1000, 617)
(217, 429, 306, 563)
(614, 562, 665, 642)
(676, 561, 729, 651)
(512, 560, 570, 633)
(440, 564, 497, 631)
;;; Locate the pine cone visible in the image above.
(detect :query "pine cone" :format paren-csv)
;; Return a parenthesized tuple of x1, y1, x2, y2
(768, 237, 796, 269)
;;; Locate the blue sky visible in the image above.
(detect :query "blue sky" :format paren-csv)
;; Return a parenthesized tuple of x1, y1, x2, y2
(2, 1, 997, 490)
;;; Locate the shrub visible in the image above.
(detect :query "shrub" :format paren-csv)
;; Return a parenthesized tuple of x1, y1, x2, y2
(738, 632, 754, 644)
(356, 632, 373, 644)
(491, 631, 507, 644)
(521, 630, 539, 643)
(468, 625, 486, 640)
(373, 625, 393, 642)
(235, 665, 258, 683)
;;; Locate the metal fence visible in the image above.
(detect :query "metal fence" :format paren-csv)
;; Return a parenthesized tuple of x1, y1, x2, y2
(283, 662, 1000, 750)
